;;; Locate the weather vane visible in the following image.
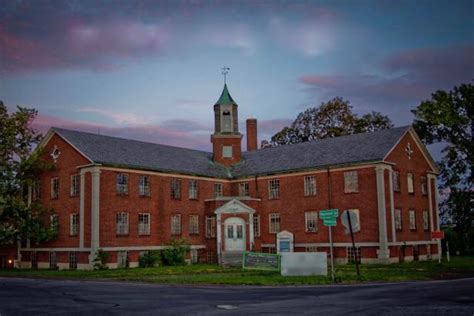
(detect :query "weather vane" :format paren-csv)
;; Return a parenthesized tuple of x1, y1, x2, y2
(221, 66, 230, 84)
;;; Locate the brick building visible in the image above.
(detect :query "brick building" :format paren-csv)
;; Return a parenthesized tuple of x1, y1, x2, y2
(14, 84, 441, 269)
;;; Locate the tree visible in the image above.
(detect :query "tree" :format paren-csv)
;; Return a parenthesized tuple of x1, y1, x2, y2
(0, 101, 57, 246)
(269, 97, 393, 146)
(412, 83, 473, 253)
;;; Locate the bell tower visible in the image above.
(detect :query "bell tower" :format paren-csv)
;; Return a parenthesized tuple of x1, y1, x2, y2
(211, 79, 242, 166)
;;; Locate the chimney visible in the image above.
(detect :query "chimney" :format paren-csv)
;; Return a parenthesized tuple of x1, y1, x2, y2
(246, 118, 258, 152)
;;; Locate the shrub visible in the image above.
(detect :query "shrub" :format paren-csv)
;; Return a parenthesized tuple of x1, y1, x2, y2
(139, 250, 162, 268)
(162, 238, 190, 266)
(93, 249, 109, 270)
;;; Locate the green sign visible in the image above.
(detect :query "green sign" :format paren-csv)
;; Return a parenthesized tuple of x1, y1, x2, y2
(320, 209, 339, 218)
(242, 252, 281, 271)
(323, 219, 337, 226)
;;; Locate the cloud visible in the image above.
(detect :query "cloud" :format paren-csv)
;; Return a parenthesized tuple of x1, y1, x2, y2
(298, 44, 474, 123)
(76, 107, 153, 126)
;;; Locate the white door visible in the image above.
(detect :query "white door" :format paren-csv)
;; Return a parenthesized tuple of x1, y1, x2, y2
(224, 217, 245, 251)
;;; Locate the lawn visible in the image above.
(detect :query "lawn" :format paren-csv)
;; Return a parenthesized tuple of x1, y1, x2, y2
(0, 256, 472, 286)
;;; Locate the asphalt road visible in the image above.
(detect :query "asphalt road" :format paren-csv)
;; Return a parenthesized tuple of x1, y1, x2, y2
(0, 277, 473, 315)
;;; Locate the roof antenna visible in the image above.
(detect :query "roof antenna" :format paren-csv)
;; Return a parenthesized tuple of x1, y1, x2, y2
(221, 66, 230, 84)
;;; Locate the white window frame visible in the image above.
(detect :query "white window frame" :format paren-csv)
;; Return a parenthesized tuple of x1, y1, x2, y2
(409, 209, 416, 230)
(268, 179, 280, 199)
(222, 146, 233, 158)
(305, 211, 318, 233)
(214, 183, 223, 198)
(347, 247, 361, 264)
(253, 214, 260, 237)
(50, 214, 58, 230)
(171, 178, 181, 199)
(407, 173, 414, 194)
(139, 175, 151, 196)
(344, 171, 358, 193)
(116, 212, 129, 235)
(116, 173, 129, 195)
(189, 215, 199, 235)
(423, 210, 429, 231)
(171, 214, 182, 235)
(205, 216, 216, 238)
(70, 174, 80, 197)
(138, 213, 150, 235)
(392, 171, 401, 192)
(421, 176, 427, 195)
(189, 180, 198, 200)
(304, 176, 317, 196)
(70, 213, 79, 236)
(49, 251, 57, 269)
(239, 182, 250, 197)
(69, 252, 77, 270)
(395, 209, 402, 231)
(51, 177, 59, 199)
(306, 246, 318, 252)
(269, 213, 280, 234)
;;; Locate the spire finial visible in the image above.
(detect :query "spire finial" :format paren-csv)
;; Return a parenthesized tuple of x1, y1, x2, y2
(221, 66, 230, 84)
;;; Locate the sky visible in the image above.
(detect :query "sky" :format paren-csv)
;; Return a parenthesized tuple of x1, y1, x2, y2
(1, 0, 473, 153)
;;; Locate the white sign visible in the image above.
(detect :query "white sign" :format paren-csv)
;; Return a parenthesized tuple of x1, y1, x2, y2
(281, 253, 327, 276)
(276, 230, 294, 253)
(341, 209, 360, 234)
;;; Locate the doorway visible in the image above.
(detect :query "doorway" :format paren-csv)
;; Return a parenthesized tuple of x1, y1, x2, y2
(224, 217, 245, 252)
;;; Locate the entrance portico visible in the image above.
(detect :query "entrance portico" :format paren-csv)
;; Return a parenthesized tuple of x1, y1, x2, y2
(214, 199, 256, 264)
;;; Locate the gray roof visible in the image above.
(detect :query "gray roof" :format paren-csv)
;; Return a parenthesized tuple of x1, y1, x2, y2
(53, 126, 410, 179)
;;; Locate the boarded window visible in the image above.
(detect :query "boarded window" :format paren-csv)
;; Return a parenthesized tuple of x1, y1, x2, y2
(304, 176, 317, 196)
(214, 183, 223, 198)
(70, 213, 79, 236)
(116, 173, 129, 195)
(268, 179, 280, 199)
(70, 174, 80, 197)
(395, 209, 402, 231)
(269, 213, 280, 234)
(392, 171, 400, 192)
(189, 180, 198, 199)
(51, 177, 60, 199)
(171, 178, 181, 199)
(344, 171, 358, 193)
(116, 212, 129, 235)
(253, 214, 260, 237)
(239, 182, 250, 196)
(171, 214, 182, 235)
(138, 213, 150, 235)
(189, 215, 199, 235)
(305, 211, 318, 232)
(139, 175, 151, 196)
(409, 210, 416, 230)
(205, 216, 216, 238)
(407, 173, 414, 194)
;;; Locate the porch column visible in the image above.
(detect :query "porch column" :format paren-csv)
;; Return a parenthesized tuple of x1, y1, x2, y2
(216, 213, 222, 264)
(387, 166, 396, 243)
(89, 167, 101, 265)
(375, 165, 390, 262)
(427, 174, 435, 232)
(432, 175, 442, 260)
(79, 170, 86, 249)
(249, 213, 254, 251)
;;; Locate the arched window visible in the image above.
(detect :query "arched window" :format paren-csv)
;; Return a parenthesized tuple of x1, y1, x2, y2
(222, 110, 231, 132)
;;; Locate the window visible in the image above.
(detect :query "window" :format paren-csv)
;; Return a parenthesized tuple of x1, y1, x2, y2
(139, 175, 150, 196)
(304, 176, 317, 196)
(171, 178, 181, 199)
(222, 146, 233, 158)
(347, 247, 361, 264)
(138, 213, 150, 235)
(32, 182, 41, 201)
(70, 174, 80, 197)
(50, 214, 58, 230)
(117, 251, 128, 268)
(51, 177, 59, 199)
(207, 252, 216, 263)
(268, 179, 280, 199)
(409, 210, 416, 230)
(239, 182, 250, 196)
(171, 214, 181, 235)
(190, 249, 198, 264)
(395, 209, 402, 231)
(253, 215, 260, 237)
(306, 246, 318, 252)
(423, 211, 429, 231)
(344, 171, 358, 193)
(421, 176, 427, 195)
(222, 110, 231, 132)
(269, 213, 280, 234)
(116, 173, 129, 195)
(205, 216, 216, 238)
(407, 173, 414, 194)
(49, 252, 57, 269)
(189, 215, 199, 235)
(69, 252, 77, 270)
(189, 180, 198, 199)
(70, 213, 79, 236)
(214, 183, 223, 198)
(392, 171, 400, 192)
(116, 212, 129, 235)
(305, 211, 318, 232)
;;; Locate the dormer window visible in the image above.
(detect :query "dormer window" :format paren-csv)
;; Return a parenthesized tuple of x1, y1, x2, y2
(222, 110, 231, 132)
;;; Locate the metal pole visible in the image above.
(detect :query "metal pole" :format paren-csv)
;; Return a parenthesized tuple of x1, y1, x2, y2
(329, 225, 335, 282)
(347, 211, 360, 276)
(446, 241, 450, 262)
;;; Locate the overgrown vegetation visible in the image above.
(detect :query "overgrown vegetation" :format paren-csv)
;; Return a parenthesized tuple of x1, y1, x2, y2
(93, 249, 109, 270)
(1, 257, 472, 286)
(161, 238, 190, 266)
(139, 251, 162, 268)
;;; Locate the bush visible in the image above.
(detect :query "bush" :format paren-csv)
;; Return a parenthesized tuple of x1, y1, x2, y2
(139, 250, 161, 268)
(162, 238, 190, 266)
(93, 249, 109, 270)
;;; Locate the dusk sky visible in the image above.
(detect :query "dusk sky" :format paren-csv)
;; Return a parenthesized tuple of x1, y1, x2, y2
(1, 0, 473, 153)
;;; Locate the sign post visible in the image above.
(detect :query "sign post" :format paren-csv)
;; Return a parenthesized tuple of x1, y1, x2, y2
(320, 209, 339, 282)
(431, 231, 445, 263)
(345, 210, 360, 276)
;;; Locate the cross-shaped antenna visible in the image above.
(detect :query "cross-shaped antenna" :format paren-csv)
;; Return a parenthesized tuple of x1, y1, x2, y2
(405, 142, 413, 160)
(222, 66, 230, 84)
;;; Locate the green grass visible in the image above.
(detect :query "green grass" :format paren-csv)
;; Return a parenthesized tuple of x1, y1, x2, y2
(0, 256, 473, 286)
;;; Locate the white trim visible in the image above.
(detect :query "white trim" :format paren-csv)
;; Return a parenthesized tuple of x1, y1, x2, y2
(90, 167, 101, 264)
(79, 171, 85, 248)
(262, 240, 438, 248)
(100, 245, 206, 251)
(205, 196, 261, 202)
(375, 164, 389, 260)
(387, 166, 396, 243)
(37, 129, 94, 163)
(214, 199, 256, 215)
(20, 247, 91, 251)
